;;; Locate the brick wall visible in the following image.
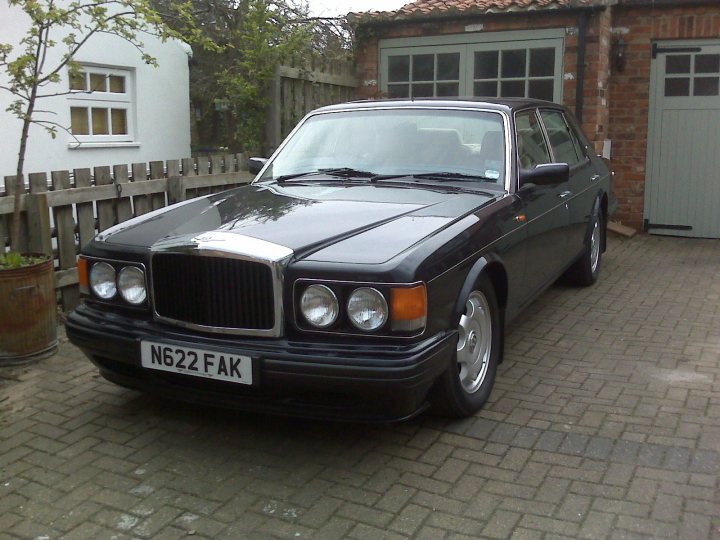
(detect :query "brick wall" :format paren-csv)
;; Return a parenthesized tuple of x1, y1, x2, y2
(608, 4, 720, 228)
(354, 4, 720, 230)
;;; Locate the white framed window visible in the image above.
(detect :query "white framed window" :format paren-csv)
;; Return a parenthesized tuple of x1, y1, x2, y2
(67, 65, 135, 145)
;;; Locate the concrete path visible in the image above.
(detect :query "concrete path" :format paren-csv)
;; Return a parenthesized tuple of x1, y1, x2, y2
(1, 234, 719, 539)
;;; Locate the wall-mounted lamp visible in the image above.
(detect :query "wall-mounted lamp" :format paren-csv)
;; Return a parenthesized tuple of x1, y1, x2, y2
(614, 37, 626, 73)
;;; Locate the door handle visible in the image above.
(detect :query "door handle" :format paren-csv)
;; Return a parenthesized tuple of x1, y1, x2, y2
(590, 174, 601, 182)
(558, 190, 572, 199)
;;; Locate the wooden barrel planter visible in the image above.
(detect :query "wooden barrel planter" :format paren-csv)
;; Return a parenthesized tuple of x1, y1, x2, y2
(0, 256, 57, 364)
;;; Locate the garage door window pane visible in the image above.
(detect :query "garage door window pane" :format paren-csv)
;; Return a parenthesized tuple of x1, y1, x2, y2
(388, 56, 410, 83)
(666, 55, 691, 74)
(665, 77, 690, 97)
(474, 81, 497, 97)
(437, 53, 460, 81)
(694, 54, 720, 74)
(388, 84, 409, 98)
(412, 83, 434, 98)
(529, 80, 554, 101)
(70, 107, 89, 135)
(501, 80, 525, 97)
(475, 51, 499, 79)
(529, 48, 555, 77)
(502, 49, 526, 78)
(694, 77, 719, 96)
(436, 82, 459, 97)
(412, 54, 434, 81)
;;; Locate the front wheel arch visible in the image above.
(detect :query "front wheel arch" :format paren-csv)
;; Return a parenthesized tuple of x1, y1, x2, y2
(453, 257, 507, 362)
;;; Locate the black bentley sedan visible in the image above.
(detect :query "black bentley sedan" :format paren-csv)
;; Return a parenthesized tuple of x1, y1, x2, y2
(67, 99, 614, 421)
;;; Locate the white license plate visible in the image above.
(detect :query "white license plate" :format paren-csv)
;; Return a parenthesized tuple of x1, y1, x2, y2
(140, 341, 253, 385)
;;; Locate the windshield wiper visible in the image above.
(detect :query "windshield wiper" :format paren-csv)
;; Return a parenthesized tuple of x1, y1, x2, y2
(276, 168, 378, 183)
(409, 172, 498, 182)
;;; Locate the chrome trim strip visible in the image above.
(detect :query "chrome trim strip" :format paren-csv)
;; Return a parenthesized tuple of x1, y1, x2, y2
(150, 232, 294, 338)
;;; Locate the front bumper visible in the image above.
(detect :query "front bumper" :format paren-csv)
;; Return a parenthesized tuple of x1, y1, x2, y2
(66, 304, 456, 421)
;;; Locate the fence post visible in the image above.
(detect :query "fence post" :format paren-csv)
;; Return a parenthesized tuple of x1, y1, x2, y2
(167, 176, 185, 205)
(4, 175, 29, 253)
(52, 170, 80, 311)
(26, 193, 52, 257)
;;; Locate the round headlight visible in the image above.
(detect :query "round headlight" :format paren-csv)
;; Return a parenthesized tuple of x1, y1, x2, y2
(347, 287, 388, 331)
(89, 262, 117, 300)
(118, 266, 147, 305)
(300, 284, 339, 328)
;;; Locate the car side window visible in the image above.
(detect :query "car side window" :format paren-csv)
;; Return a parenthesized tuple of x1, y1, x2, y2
(539, 110, 585, 166)
(515, 111, 551, 169)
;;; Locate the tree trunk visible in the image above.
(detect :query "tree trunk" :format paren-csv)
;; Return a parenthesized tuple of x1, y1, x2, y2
(10, 90, 36, 252)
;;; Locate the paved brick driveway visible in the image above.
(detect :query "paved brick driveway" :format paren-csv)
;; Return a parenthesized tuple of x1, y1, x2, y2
(1, 234, 719, 540)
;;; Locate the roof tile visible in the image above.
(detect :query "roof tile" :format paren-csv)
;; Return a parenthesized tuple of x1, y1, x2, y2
(351, 0, 610, 22)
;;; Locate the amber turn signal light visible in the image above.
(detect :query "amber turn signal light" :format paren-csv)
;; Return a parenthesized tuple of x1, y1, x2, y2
(390, 284, 427, 332)
(77, 257, 89, 294)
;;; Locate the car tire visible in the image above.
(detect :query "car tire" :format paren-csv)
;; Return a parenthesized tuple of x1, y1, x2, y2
(431, 274, 500, 418)
(565, 201, 604, 287)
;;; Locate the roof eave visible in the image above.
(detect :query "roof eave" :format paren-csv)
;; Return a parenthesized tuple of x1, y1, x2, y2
(349, 1, 617, 28)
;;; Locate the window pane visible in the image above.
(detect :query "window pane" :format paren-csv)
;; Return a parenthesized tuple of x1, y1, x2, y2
(89, 73, 107, 92)
(665, 77, 690, 96)
(516, 112, 551, 168)
(69, 72, 86, 91)
(529, 79, 554, 101)
(540, 111, 581, 165)
(473, 81, 497, 97)
(436, 82, 459, 97)
(666, 55, 691, 74)
(475, 51, 499, 79)
(388, 84, 409, 98)
(695, 54, 720, 74)
(501, 80, 525, 97)
(694, 77, 719, 96)
(92, 108, 109, 134)
(111, 109, 128, 134)
(388, 56, 409, 83)
(70, 107, 89, 135)
(501, 49, 526, 78)
(109, 75, 125, 93)
(411, 83, 434, 98)
(412, 54, 434, 81)
(529, 48, 555, 77)
(437, 53, 460, 81)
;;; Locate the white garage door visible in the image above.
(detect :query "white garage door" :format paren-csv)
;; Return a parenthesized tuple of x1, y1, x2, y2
(645, 40, 720, 238)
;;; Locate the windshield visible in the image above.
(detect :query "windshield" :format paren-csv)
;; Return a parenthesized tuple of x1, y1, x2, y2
(258, 108, 507, 187)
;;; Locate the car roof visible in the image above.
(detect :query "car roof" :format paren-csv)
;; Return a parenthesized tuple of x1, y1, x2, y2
(313, 97, 565, 115)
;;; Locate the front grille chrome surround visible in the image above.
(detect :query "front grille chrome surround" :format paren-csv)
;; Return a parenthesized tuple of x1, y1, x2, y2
(149, 232, 293, 337)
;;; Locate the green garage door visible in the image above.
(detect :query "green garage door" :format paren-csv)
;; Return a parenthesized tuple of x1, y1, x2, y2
(645, 40, 720, 238)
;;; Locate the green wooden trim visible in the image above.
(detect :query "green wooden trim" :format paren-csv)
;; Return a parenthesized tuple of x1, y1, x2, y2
(379, 28, 566, 50)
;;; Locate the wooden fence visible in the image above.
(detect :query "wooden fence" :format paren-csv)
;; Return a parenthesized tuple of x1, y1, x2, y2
(1, 154, 254, 311)
(267, 59, 358, 151)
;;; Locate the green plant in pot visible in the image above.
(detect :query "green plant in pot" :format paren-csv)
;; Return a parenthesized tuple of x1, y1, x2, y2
(0, 0, 200, 363)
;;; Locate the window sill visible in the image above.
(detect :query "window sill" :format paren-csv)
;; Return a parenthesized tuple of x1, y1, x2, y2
(68, 141, 141, 149)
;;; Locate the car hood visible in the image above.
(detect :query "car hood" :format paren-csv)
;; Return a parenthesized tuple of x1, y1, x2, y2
(97, 181, 500, 264)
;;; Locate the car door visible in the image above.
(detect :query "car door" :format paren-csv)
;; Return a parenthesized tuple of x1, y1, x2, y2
(538, 109, 597, 260)
(514, 109, 570, 300)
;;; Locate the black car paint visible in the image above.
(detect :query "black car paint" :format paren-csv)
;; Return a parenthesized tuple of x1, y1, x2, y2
(67, 98, 613, 421)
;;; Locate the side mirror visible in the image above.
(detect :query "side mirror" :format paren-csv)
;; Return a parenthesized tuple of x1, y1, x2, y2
(519, 163, 569, 188)
(247, 157, 268, 175)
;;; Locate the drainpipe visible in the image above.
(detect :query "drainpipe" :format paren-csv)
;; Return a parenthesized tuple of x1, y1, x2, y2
(575, 10, 589, 123)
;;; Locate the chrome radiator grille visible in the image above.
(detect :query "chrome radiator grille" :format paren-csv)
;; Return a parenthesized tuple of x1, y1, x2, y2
(151, 253, 275, 331)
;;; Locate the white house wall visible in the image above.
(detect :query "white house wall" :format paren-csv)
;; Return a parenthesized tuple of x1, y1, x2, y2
(0, 4, 191, 179)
